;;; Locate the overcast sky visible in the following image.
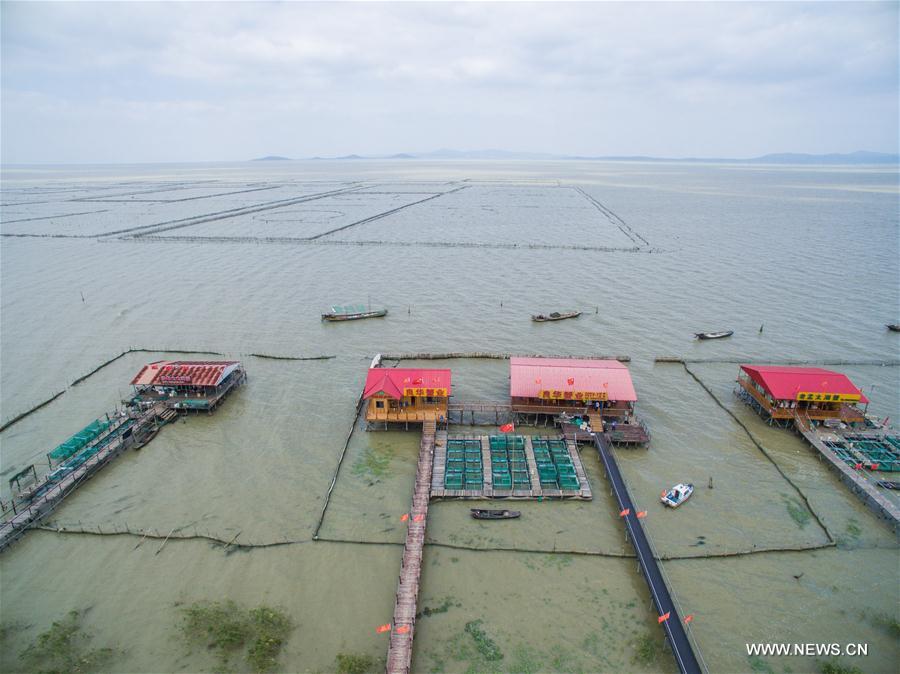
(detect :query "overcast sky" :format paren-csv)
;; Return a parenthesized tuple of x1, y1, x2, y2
(2, 1, 898, 163)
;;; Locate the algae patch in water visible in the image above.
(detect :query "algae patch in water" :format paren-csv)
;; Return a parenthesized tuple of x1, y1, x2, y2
(179, 600, 293, 673)
(335, 652, 376, 674)
(631, 632, 660, 666)
(818, 659, 863, 674)
(464, 619, 503, 661)
(748, 654, 775, 672)
(780, 494, 811, 529)
(17, 609, 115, 674)
(352, 446, 393, 478)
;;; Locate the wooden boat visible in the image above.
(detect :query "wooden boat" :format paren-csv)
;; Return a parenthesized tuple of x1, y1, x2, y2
(661, 483, 694, 508)
(322, 304, 387, 322)
(470, 508, 521, 520)
(876, 480, 900, 490)
(887, 324, 900, 332)
(532, 311, 581, 322)
(695, 330, 733, 340)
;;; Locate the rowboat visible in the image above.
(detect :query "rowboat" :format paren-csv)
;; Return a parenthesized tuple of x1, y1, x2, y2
(661, 483, 694, 508)
(887, 324, 900, 332)
(532, 311, 581, 322)
(470, 509, 521, 520)
(322, 304, 387, 322)
(695, 330, 733, 340)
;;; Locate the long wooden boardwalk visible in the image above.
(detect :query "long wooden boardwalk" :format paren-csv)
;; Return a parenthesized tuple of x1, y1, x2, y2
(386, 420, 437, 674)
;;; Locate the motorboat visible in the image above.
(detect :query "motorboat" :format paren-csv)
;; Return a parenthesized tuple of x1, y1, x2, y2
(695, 331, 733, 340)
(661, 483, 694, 508)
(470, 509, 521, 520)
(322, 304, 388, 321)
(532, 311, 581, 322)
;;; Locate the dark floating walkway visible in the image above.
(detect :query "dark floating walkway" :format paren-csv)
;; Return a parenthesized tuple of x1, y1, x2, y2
(592, 432, 704, 674)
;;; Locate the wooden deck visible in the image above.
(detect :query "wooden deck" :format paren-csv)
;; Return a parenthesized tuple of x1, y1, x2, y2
(565, 438, 594, 499)
(793, 415, 900, 533)
(0, 403, 166, 552)
(386, 420, 436, 674)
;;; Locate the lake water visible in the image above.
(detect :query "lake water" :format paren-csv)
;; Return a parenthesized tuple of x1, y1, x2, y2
(1, 160, 898, 673)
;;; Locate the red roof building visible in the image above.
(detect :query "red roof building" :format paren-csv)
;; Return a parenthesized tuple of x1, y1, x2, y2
(131, 361, 243, 388)
(509, 357, 648, 443)
(510, 357, 637, 403)
(737, 365, 867, 424)
(363, 368, 451, 426)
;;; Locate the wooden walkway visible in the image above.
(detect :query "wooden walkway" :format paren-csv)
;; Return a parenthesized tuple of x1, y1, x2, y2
(386, 420, 436, 674)
(793, 415, 900, 533)
(0, 402, 166, 552)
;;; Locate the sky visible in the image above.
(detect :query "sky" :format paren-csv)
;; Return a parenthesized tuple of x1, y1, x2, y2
(1, 1, 898, 163)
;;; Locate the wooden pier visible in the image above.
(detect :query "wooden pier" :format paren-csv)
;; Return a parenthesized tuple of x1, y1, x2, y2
(386, 420, 437, 674)
(0, 402, 166, 552)
(0, 360, 247, 554)
(793, 414, 900, 534)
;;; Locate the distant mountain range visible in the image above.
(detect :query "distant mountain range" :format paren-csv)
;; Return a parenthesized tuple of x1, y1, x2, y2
(252, 149, 898, 164)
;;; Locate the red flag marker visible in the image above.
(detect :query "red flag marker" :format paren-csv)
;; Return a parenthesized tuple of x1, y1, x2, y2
(684, 614, 694, 624)
(567, 377, 575, 385)
(396, 625, 410, 634)
(619, 508, 630, 517)
(854, 463, 862, 470)
(637, 510, 647, 519)
(413, 514, 425, 522)
(499, 423, 515, 433)
(658, 612, 671, 623)
(376, 623, 391, 634)
(400, 513, 409, 522)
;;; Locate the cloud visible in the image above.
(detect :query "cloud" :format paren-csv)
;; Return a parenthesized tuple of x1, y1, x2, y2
(2, 1, 897, 162)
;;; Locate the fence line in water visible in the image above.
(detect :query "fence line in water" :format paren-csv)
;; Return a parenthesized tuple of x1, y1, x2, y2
(116, 235, 658, 253)
(680, 362, 835, 544)
(33, 523, 853, 560)
(657, 357, 899, 366)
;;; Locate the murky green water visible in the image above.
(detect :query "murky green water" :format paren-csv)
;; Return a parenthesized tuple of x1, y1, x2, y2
(1, 161, 898, 673)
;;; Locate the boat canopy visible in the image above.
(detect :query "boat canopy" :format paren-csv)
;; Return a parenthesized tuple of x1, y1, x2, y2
(330, 304, 369, 314)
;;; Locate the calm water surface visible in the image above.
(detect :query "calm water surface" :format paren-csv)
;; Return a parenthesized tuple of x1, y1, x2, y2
(1, 161, 898, 673)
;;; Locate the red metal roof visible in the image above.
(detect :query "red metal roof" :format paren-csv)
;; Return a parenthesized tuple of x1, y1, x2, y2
(510, 357, 637, 402)
(363, 368, 452, 399)
(740, 365, 868, 403)
(131, 361, 242, 388)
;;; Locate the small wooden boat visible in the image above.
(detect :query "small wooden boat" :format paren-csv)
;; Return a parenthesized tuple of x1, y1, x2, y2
(695, 330, 733, 340)
(887, 324, 900, 332)
(532, 311, 581, 322)
(876, 480, 900, 490)
(661, 483, 694, 508)
(470, 508, 520, 520)
(322, 304, 387, 322)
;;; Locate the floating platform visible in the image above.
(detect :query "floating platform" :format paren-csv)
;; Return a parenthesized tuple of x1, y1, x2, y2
(430, 434, 591, 500)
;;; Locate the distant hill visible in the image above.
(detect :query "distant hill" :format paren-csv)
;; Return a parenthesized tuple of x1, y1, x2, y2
(746, 151, 898, 165)
(300, 149, 899, 164)
(251, 155, 291, 161)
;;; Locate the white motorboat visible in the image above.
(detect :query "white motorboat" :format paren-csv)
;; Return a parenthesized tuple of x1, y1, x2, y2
(661, 483, 694, 508)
